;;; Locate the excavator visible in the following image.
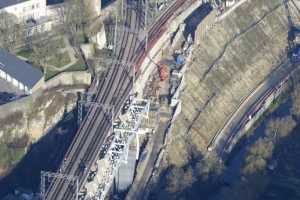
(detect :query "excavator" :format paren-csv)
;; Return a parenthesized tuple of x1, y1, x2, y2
(283, 0, 300, 63)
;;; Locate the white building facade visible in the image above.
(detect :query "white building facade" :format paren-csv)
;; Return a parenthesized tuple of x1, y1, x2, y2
(0, 66, 28, 92)
(0, 0, 47, 22)
(0, 48, 44, 94)
(0, 0, 57, 35)
(1, 0, 103, 36)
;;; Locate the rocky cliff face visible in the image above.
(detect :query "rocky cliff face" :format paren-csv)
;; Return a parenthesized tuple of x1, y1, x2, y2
(166, 0, 289, 167)
(0, 91, 77, 175)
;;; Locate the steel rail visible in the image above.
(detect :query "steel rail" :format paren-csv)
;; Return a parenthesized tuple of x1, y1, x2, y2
(45, 1, 185, 199)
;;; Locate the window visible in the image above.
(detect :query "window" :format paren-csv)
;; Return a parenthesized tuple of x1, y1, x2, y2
(6, 74, 11, 82)
(19, 82, 24, 90)
(0, 69, 5, 79)
(12, 78, 18, 87)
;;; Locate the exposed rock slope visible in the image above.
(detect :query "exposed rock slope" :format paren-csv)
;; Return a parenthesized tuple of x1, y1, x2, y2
(0, 91, 77, 175)
(167, 0, 289, 166)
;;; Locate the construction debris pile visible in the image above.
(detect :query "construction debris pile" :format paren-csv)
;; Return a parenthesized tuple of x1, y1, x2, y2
(161, 34, 193, 121)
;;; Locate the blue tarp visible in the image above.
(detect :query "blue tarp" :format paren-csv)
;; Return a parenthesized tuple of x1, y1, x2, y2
(176, 54, 185, 66)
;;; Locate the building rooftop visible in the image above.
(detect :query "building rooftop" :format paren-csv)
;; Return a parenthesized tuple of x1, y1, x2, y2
(0, 0, 29, 9)
(0, 48, 43, 88)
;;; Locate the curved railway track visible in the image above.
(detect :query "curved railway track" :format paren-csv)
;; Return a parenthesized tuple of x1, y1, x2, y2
(221, 76, 290, 155)
(45, 0, 187, 199)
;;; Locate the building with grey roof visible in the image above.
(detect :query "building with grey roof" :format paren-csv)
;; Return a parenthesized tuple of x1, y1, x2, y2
(0, 0, 55, 36)
(0, 0, 28, 9)
(0, 48, 44, 94)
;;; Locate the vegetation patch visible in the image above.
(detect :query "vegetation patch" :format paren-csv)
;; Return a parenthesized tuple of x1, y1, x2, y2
(0, 112, 23, 130)
(16, 49, 34, 59)
(0, 143, 26, 167)
(45, 68, 59, 81)
(48, 52, 71, 68)
(66, 60, 87, 71)
(28, 91, 59, 121)
(44, 93, 65, 120)
(0, 134, 29, 167)
(44, 59, 86, 81)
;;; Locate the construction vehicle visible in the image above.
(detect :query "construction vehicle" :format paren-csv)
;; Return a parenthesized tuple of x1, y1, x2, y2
(283, 0, 300, 62)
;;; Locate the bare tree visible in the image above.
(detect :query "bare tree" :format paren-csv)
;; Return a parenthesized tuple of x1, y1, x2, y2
(242, 138, 274, 175)
(290, 84, 300, 117)
(165, 166, 196, 195)
(56, 0, 92, 46)
(195, 152, 224, 180)
(220, 172, 269, 200)
(31, 34, 56, 71)
(166, 167, 185, 194)
(0, 12, 26, 52)
(266, 116, 296, 138)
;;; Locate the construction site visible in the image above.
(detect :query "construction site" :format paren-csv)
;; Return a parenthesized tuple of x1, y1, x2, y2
(3, 0, 300, 200)
(124, 32, 194, 196)
(38, 0, 197, 198)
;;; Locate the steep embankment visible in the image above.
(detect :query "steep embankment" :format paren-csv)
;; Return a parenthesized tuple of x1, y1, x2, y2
(0, 90, 77, 176)
(166, 0, 289, 166)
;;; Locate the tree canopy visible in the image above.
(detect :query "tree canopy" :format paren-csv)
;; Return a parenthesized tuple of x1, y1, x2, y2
(0, 12, 25, 52)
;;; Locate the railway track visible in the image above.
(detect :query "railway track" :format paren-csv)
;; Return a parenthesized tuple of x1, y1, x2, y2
(221, 75, 290, 155)
(45, 1, 139, 199)
(45, 0, 187, 199)
(133, 0, 186, 71)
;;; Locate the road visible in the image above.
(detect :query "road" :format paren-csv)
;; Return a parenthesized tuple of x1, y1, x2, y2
(126, 113, 170, 200)
(213, 59, 296, 157)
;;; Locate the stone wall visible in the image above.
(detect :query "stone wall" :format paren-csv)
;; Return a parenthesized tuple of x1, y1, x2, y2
(0, 90, 77, 174)
(43, 71, 91, 90)
(166, 0, 289, 167)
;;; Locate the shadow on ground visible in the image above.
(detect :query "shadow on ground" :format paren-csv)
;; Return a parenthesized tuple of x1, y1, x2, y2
(0, 110, 78, 198)
(148, 89, 300, 200)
